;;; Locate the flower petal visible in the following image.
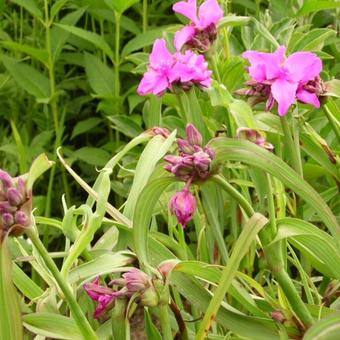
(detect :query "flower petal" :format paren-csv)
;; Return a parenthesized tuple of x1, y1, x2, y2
(198, 0, 224, 28)
(296, 88, 320, 108)
(137, 70, 169, 96)
(174, 25, 196, 51)
(285, 52, 322, 83)
(149, 39, 173, 66)
(243, 46, 286, 81)
(173, 0, 198, 24)
(271, 78, 298, 116)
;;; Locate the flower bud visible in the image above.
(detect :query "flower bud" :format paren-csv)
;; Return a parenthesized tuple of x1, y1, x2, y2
(177, 138, 195, 154)
(236, 128, 274, 151)
(0, 201, 16, 214)
(7, 188, 23, 207)
(122, 268, 150, 293)
(170, 189, 197, 228)
(186, 124, 202, 146)
(0, 170, 13, 189)
(2, 213, 14, 228)
(14, 211, 29, 226)
(152, 127, 171, 138)
(140, 285, 159, 307)
(271, 310, 285, 324)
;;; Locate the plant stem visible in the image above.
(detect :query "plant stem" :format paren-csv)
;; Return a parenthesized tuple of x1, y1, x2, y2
(158, 304, 173, 340)
(324, 102, 340, 143)
(142, 0, 148, 34)
(211, 174, 255, 217)
(26, 228, 98, 340)
(280, 115, 303, 177)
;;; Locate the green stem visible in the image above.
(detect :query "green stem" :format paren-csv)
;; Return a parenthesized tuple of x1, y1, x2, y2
(324, 102, 340, 143)
(158, 304, 173, 340)
(26, 228, 98, 340)
(211, 175, 255, 217)
(142, 0, 148, 34)
(280, 115, 303, 177)
(114, 11, 121, 100)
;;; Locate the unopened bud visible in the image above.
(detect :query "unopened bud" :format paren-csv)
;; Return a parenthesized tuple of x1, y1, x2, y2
(0, 201, 16, 214)
(152, 127, 170, 138)
(7, 188, 23, 207)
(141, 285, 159, 307)
(271, 310, 285, 323)
(14, 211, 29, 226)
(170, 189, 197, 228)
(2, 213, 14, 228)
(122, 268, 150, 293)
(186, 124, 202, 146)
(0, 170, 13, 189)
(177, 138, 195, 154)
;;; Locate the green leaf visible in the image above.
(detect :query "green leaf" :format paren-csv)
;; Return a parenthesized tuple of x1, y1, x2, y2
(108, 115, 143, 138)
(251, 18, 280, 48)
(73, 147, 111, 166)
(1, 55, 51, 100)
(27, 153, 54, 190)
(325, 79, 340, 98)
(296, 0, 340, 16)
(84, 53, 115, 98)
(303, 313, 340, 340)
(290, 28, 336, 52)
(229, 99, 257, 128)
(124, 131, 176, 219)
(272, 218, 340, 279)
(51, 0, 70, 19)
(23, 313, 83, 340)
(210, 138, 340, 245)
(0, 241, 23, 340)
(11, 0, 43, 20)
(144, 309, 162, 340)
(106, 0, 140, 14)
(143, 96, 162, 128)
(218, 15, 250, 28)
(71, 117, 102, 140)
(55, 24, 114, 61)
(0, 41, 48, 65)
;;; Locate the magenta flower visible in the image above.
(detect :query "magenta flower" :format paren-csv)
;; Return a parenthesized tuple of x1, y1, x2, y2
(137, 39, 212, 96)
(170, 189, 197, 227)
(137, 39, 174, 96)
(242, 46, 322, 116)
(84, 277, 122, 319)
(173, 0, 224, 51)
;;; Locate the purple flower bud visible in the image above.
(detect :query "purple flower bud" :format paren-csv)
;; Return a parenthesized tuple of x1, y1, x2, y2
(0, 201, 16, 214)
(84, 277, 122, 319)
(122, 268, 150, 293)
(164, 155, 182, 166)
(0, 170, 13, 189)
(152, 127, 171, 138)
(170, 189, 197, 228)
(186, 124, 202, 146)
(177, 138, 195, 154)
(271, 310, 285, 324)
(7, 188, 23, 206)
(2, 213, 14, 228)
(14, 210, 29, 226)
(236, 127, 274, 151)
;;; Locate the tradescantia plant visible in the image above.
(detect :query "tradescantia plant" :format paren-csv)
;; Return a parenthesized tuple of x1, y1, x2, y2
(0, 0, 340, 339)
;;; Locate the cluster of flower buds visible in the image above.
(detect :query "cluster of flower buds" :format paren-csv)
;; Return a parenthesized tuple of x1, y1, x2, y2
(84, 268, 158, 319)
(236, 128, 274, 151)
(164, 124, 215, 228)
(173, 0, 223, 53)
(0, 170, 31, 240)
(164, 124, 215, 181)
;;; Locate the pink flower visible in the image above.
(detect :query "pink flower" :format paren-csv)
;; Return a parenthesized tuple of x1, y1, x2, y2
(173, 0, 223, 51)
(137, 39, 212, 96)
(84, 277, 122, 319)
(242, 46, 322, 116)
(137, 39, 174, 96)
(170, 189, 197, 227)
(122, 268, 150, 293)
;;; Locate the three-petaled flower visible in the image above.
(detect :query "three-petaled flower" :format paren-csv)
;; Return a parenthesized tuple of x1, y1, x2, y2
(242, 46, 323, 116)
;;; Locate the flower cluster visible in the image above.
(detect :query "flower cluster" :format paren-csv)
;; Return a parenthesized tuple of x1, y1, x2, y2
(0, 170, 31, 240)
(240, 46, 323, 116)
(137, 0, 224, 96)
(164, 124, 214, 228)
(173, 0, 223, 52)
(84, 268, 157, 319)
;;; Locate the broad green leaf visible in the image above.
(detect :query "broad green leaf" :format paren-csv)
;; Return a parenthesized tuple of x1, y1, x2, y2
(143, 96, 162, 128)
(1, 55, 51, 100)
(51, 9, 85, 61)
(73, 147, 111, 166)
(51, 0, 70, 19)
(108, 115, 143, 138)
(12, 264, 44, 300)
(0, 41, 48, 65)
(84, 53, 115, 97)
(210, 138, 340, 245)
(105, 0, 140, 14)
(124, 131, 176, 219)
(290, 28, 336, 52)
(303, 313, 340, 340)
(27, 153, 54, 190)
(296, 0, 340, 16)
(11, 0, 42, 20)
(0, 240, 23, 340)
(55, 24, 114, 61)
(251, 18, 280, 48)
(272, 218, 340, 279)
(122, 29, 163, 57)
(144, 309, 162, 340)
(71, 117, 102, 140)
(229, 99, 257, 128)
(325, 79, 340, 99)
(218, 15, 250, 28)
(23, 313, 82, 340)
